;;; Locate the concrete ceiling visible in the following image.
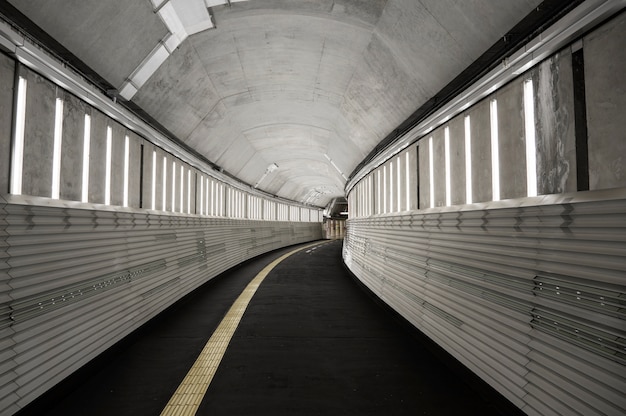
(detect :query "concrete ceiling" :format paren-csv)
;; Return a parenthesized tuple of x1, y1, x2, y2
(9, 0, 542, 207)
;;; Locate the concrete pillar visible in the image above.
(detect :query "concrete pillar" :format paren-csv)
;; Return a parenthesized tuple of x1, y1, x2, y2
(22, 68, 55, 198)
(0, 54, 14, 195)
(497, 80, 527, 200)
(432, 128, 446, 207)
(127, 132, 142, 209)
(108, 121, 125, 206)
(585, 12, 626, 190)
(533, 50, 577, 194)
(448, 116, 466, 205)
(142, 143, 156, 210)
(59, 93, 88, 202)
(88, 109, 107, 204)
(469, 99, 492, 203)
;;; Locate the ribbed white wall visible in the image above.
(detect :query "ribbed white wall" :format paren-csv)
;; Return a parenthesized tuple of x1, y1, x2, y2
(343, 191, 626, 416)
(0, 196, 322, 415)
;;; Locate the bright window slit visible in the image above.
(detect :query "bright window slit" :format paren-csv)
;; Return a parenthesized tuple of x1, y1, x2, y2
(105, 126, 112, 205)
(383, 165, 387, 213)
(397, 156, 401, 211)
(123, 135, 129, 207)
(51, 98, 64, 199)
(151, 150, 156, 210)
(162, 156, 167, 210)
(405, 152, 410, 211)
(172, 161, 176, 211)
(200, 175, 204, 215)
(187, 169, 191, 214)
(444, 126, 451, 207)
(11, 76, 27, 195)
(429, 136, 434, 208)
(464, 115, 472, 204)
(377, 170, 381, 214)
(490, 99, 500, 201)
(81, 114, 91, 203)
(524, 79, 538, 197)
(180, 165, 184, 213)
(389, 161, 394, 212)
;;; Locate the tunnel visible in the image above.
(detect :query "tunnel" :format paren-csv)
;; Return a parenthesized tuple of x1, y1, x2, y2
(0, 1, 624, 415)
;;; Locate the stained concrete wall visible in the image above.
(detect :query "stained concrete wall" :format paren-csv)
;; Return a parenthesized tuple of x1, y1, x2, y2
(22, 69, 55, 198)
(468, 99, 492, 203)
(142, 143, 157, 210)
(432, 128, 446, 208)
(128, 132, 143, 209)
(496, 80, 527, 200)
(0, 54, 14, 195)
(109, 121, 125, 207)
(88, 109, 107, 204)
(585, 11, 626, 190)
(533, 49, 577, 194)
(59, 92, 88, 202)
(448, 116, 466, 205)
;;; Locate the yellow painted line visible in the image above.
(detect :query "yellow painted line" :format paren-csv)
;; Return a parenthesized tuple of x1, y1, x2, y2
(160, 241, 325, 416)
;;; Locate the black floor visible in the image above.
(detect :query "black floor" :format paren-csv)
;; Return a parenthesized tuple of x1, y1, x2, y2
(18, 240, 522, 416)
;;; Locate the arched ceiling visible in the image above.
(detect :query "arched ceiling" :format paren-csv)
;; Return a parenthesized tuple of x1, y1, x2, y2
(8, 0, 542, 207)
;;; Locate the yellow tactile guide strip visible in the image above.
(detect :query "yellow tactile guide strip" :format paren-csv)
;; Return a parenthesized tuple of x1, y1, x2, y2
(160, 242, 324, 416)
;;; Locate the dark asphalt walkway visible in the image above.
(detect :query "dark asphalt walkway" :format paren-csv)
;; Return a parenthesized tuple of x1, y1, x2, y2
(18, 240, 521, 416)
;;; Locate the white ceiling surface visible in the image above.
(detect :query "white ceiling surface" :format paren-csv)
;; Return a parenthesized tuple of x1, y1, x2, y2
(10, 0, 542, 207)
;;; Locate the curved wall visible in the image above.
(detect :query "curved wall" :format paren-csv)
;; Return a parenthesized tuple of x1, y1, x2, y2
(344, 9, 626, 416)
(0, 196, 321, 414)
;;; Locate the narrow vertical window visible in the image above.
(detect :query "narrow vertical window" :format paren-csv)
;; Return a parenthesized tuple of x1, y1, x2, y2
(464, 115, 472, 204)
(389, 162, 394, 212)
(11, 76, 27, 195)
(51, 98, 64, 199)
(490, 99, 500, 201)
(429, 136, 434, 208)
(377, 170, 381, 214)
(444, 127, 451, 206)
(187, 169, 191, 214)
(172, 161, 176, 211)
(383, 165, 387, 213)
(123, 135, 130, 207)
(397, 156, 401, 211)
(200, 175, 204, 215)
(162, 156, 167, 210)
(151, 151, 156, 210)
(180, 165, 184, 213)
(105, 126, 112, 205)
(81, 114, 91, 203)
(524, 79, 537, 197)
(210, 180, 214, 216)
(405, 152, 410, 211)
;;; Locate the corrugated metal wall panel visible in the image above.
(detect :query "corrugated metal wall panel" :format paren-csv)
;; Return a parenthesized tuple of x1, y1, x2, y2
(343, 196, 626, 416)
(0, 200, 322, 413)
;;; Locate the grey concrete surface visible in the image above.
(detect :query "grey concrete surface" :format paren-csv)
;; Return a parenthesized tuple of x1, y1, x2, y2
(432, 128, 445, 208)
(585, 11, 626, 191)
(468, 98, 493, 204)
(8, 0, 168, 89)
(448, 115, 467, 205)
(496, 80, 527, 201)
(59, 93, 87, 202)
(0, 53, 13, 195)
(7, 0, 545, 206)
(22, 70, 55, 198)
(534, 49, 577, 195)
(87, 109, 107, 204)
